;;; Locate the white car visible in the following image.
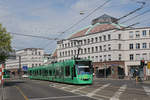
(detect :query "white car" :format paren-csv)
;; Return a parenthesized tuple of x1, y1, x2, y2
(22, 74, 29, 78)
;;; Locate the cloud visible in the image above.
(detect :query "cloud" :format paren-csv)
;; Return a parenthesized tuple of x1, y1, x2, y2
(0, 0, 150, 53)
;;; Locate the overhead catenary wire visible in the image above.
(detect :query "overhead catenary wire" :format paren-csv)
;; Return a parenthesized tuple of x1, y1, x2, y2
(43, 0, 112, 51)
(56, 0, 111, 37)
(121, 8, 150, 24)
(117, 1, 145, 21)
(10, 32, 61, 40)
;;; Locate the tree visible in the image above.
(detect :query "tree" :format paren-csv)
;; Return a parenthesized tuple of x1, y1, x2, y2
(0, 24, 12, 63)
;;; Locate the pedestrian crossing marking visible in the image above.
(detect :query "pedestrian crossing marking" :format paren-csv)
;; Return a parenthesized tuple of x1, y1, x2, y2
(86, 83, 111, 97)
(110, 84, 127, 100)
(143, 86, 150, 96)
(71, 85, 89, 92)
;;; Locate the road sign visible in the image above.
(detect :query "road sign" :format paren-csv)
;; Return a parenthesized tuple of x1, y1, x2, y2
(22, 66, 28, 71)
(147, 62, 150, 69)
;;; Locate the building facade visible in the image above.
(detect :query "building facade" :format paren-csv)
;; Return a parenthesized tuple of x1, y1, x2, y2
(6, 48, 44, 75)
(56, 14, 150, 79)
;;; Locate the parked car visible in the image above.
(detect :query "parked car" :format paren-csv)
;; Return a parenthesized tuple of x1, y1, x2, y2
(22, 74, 29, 78)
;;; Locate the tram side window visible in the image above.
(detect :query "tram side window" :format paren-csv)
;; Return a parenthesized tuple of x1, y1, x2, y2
(45, 70, 48, 76)
(65, 66, 70, 76)
(56, 69, 59, 76)
(49, 70, 52, 76)
(39, 70, 42, 75)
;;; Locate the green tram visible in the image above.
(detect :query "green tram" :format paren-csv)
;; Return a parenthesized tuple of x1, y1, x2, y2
(3, 69, 10, 78)
(28, 59, 93, 84)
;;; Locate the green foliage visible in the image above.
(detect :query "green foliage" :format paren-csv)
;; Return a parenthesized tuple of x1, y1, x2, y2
(0, 24, 12, 63)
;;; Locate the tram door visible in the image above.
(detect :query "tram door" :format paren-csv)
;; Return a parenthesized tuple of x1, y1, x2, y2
(61, 66, 64, 82)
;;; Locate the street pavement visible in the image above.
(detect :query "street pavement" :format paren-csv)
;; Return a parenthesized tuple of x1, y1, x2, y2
(0, 78, 150, 100)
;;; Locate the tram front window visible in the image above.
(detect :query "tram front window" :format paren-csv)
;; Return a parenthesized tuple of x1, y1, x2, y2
(76, 61, 91, 75)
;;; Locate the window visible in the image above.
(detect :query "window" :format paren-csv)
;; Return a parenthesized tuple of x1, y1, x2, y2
(142, 43, 147, 49)
(71, 50, 73, 55)
(80, 49, 83, 54)
(88, 39, 90, 44)
(32, 64, 34, 67)
(129, 31, 133, 38)
(108, 55, 111, 61)
(142, 30, 146, 36)
(74, 42, 76, 46)
(65, 51, 67, 56)
(104, 45, 106, 51)
(95, 56, 98, 62)
(130, 54, 134, 61)
(62, 44, 64, 48)
(39, 52, 41, 55)
(68, 43, 70, 47)
(80, 40, 83, 45)
(99, 36, 102, 42)
(92, 47, 94, 53)
(136, 31, 140, 38)
(99, 46, 102, 51)
(103, 35, 106, 41)
(118, 34, 121, 39)
(65, 66, 70, 76)
(99, 55, 102, 61)
(108, 44, 111, 50)
(60, 52, 61, 57)
(119, 54, 121, 61)
(108, 34, 111, 40)
(68, 51, 70, 56)
(136, 54, 140, 60)
(104, 55, 107, 61)
(95, 46, 98, 52)
(118, 44, 121, 50)
(84, 39, 86, 44)
(136, 43, 140, 49)
(142, 53, 147, 60)
(35, 51, 37, 55)
(84, 48, 87, 54)
(71, 42, 73, 47)
(65, 44, 67, 48)
(129, 44, 133, 49)
(74, 50, 76, 55)
(88, 48, 90, 53)
(91, 38, 94, 43)
(95, 37, 98, 42)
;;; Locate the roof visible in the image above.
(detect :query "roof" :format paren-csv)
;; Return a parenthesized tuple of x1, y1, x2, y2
(16, 48, 43, 51)
(69, 27, 90, 38)
(88, 24, 117, 34)
(69, 23, 123, 39)
(52, 49, 57, 58)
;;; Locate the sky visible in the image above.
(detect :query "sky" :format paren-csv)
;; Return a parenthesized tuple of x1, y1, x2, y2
(0, 0, 150, 54)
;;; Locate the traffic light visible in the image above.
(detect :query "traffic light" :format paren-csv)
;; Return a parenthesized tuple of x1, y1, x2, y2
(140, 60, 145, 67)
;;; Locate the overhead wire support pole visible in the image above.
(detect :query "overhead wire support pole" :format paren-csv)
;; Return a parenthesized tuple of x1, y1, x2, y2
(117, 1, 145, 21)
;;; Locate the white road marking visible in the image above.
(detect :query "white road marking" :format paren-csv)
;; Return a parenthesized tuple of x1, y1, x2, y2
(61, 85, 73, 89)
(87, 83, 111, 97)
(110, 84, 127, 100)
(143, 86, 150, 96)
(29, 95, 85, 100)
(71, 86, 89, 92)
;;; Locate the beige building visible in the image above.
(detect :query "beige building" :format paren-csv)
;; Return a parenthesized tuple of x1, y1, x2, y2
(56, 14, 150, 79)
(6, 48, 44, 74)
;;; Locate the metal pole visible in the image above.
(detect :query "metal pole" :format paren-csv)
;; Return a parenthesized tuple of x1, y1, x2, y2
(19, 56, 21, 80)
(105, 64, 107, 79)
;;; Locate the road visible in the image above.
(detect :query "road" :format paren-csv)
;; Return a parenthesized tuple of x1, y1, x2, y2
(0, 79, 150, 100)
